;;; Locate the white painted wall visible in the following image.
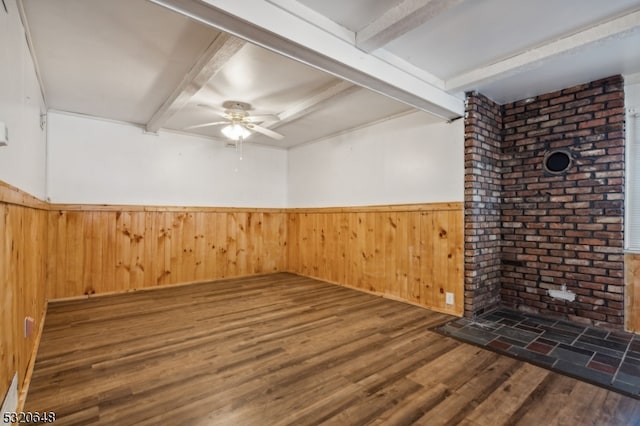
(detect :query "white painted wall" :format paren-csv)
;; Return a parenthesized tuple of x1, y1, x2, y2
(48, 110, 460, 208)
(625, 72, 640, 251)
(0, 373, 18, 418)
(0, 0, 47, 198)
(627, 73, 640, 107)
(46, 112, 287, 207)
(287, 112, 464, 207)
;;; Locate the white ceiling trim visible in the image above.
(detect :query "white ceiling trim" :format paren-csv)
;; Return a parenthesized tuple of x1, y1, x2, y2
(149, 0, 464, 119)
(146, 33, 245, 133)
(356, 0, 465, 53)
(270, 80, 358, 129)
(446, 7, 640, 93)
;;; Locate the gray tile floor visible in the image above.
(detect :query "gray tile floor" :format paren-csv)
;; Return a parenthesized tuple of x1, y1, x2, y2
(436, 309, 640, 397)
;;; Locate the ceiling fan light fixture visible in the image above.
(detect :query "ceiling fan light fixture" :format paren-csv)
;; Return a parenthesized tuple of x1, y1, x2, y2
(221, 123, 251, 141)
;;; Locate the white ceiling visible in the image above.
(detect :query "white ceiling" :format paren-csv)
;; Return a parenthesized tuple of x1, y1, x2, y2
(22, 0, 218, 124)
(19, 0, 640, 148)
(382, 0, 640, 79)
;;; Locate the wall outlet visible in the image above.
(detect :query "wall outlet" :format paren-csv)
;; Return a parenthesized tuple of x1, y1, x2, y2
(24, 316, 34, 338)
(445, 292, 454, 305)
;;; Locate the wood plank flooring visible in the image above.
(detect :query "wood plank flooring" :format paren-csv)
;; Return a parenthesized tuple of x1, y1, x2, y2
(25, 273, 640, 425)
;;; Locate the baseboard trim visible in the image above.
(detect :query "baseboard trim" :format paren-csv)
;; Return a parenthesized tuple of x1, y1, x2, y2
(288, 271, 463, 317)
(47, 272, 285, 303)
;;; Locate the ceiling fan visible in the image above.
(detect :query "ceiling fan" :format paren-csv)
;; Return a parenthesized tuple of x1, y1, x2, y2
(184, 100, 284, 141)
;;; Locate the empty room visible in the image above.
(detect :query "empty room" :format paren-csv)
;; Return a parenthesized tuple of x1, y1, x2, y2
(3, 0, 640, 424)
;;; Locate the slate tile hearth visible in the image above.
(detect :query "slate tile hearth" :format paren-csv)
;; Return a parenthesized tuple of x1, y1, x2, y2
(436, 309, 640, 398)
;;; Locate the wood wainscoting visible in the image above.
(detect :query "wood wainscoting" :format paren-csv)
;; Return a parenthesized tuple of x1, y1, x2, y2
(626, 253, 640, 332)
(47, 205, 288, 299)
(0, 182, 48, 406)
(287, 203, 464, 316)
(0, 184, 463, 407)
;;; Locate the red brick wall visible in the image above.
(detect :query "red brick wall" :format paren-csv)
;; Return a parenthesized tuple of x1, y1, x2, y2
(464, 92, 503, 317)
(501, 76, 625, 327)
(464, 75, 625, 328)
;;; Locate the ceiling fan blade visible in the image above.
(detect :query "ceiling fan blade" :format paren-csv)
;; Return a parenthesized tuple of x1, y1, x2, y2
(247, 124, 284, 140)
(183, 121, 227, 130)
(245, 114, 280, 123)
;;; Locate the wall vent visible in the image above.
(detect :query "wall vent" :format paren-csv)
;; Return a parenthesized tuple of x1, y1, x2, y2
(543, 149, 572, 174)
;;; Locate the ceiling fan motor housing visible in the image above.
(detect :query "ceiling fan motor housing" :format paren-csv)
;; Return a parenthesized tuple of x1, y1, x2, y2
(222, 100, 252, 112)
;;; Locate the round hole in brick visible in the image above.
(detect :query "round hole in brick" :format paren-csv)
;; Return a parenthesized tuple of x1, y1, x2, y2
(543, 150, 572, 174)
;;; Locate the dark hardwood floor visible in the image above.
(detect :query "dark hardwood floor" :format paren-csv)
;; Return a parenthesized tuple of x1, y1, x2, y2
(25, 273, 640, 425)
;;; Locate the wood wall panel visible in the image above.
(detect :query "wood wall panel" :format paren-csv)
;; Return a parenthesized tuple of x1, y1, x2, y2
(0, 202, 13, 405)
(47, 208, 288, 299)
(287, 203, 464, 316)
(626, 253, 640, 332)
(0, 182, 48, 405)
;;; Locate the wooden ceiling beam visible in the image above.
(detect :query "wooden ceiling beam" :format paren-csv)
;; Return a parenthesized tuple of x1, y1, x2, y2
(149, 0, 464, 120)
(356, 0, 465, 53)
(145, 33, 245, 133)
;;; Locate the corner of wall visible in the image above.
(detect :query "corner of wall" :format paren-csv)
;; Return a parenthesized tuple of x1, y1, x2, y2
(463, 92, 503, 318)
